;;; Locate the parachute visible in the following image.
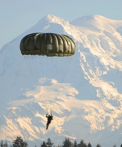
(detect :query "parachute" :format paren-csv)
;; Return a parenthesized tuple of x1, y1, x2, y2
(20, 33, 76, 114)
(20, 33, 76, 56)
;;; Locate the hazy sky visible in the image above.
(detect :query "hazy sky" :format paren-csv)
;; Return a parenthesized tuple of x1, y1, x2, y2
(0, 0, 122, 49)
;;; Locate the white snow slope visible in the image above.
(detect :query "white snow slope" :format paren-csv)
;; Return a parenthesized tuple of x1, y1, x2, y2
(0, 14, 122, 147)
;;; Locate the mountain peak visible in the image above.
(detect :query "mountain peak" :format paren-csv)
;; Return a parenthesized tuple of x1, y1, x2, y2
(43, 14, 59, 22)
(71, 15, 122, 32)
(28, 14, 71, 35)
(71, 14, 116, 23)
(37, 14, 68, 25)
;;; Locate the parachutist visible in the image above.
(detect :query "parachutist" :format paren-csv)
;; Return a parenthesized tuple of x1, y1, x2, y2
(20, 33, 76, 131)
(46, 114, 53, 130)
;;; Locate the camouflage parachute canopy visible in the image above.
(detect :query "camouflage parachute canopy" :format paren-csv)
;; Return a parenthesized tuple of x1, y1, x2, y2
(20, 33, 76, 56)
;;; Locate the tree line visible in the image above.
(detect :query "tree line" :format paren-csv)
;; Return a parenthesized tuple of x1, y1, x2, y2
(0, 136, 122, 147)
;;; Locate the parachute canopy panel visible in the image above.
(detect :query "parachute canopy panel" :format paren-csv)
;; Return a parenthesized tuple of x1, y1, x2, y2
(20, 33, 76, 56)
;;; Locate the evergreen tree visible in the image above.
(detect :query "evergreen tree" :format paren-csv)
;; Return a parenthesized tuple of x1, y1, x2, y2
(40, 141, 47, 147)
(88, 143, 92, 147)
(0, 141, 4, 147)
(96, 144, 101, 147)
(73, 140, 78, 147)
(78, 139, 87, 147)
(11, 136, 28, 147)
(0, 141, 8, 147)
(46, 138, 53, 147)
(3, 141, 8, 147)
(62, 138, 72, 147)
(113, 145, 116, 147)
(120, 144, 122, 147)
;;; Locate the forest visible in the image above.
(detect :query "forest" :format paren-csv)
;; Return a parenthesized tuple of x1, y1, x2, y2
(0, 136, 122, 147)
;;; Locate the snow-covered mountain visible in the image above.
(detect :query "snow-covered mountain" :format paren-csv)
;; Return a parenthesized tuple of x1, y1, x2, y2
(0, 14, 122, 147)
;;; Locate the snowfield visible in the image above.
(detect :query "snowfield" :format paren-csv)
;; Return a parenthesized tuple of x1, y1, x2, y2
(0, 14, 122, 147)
